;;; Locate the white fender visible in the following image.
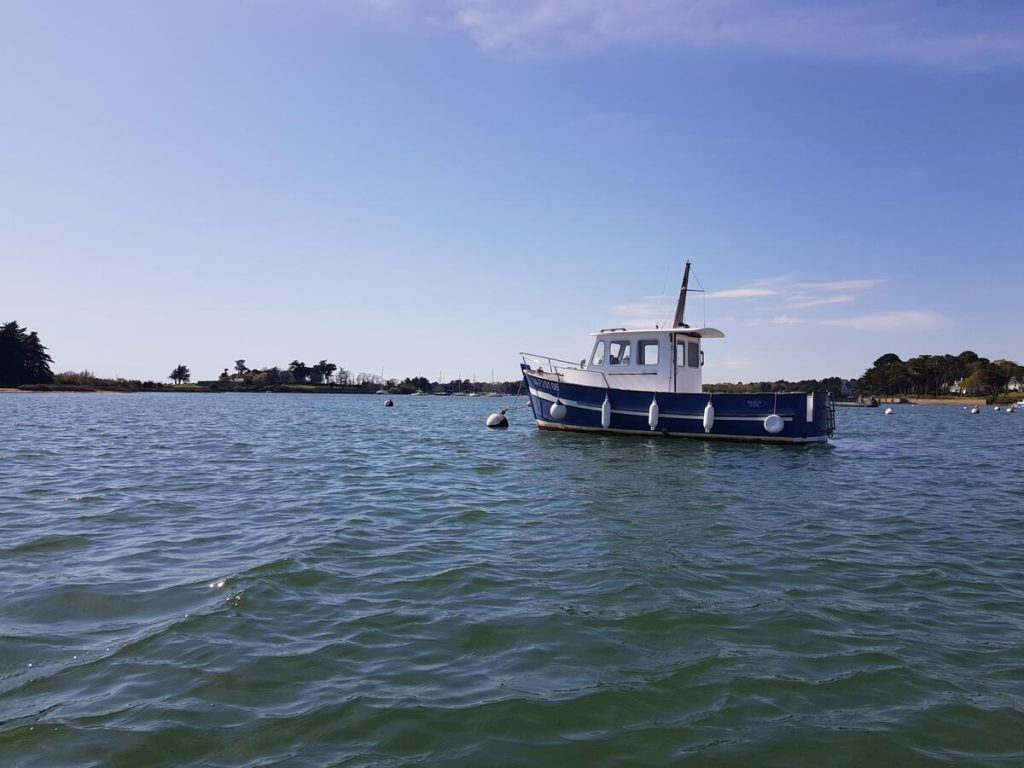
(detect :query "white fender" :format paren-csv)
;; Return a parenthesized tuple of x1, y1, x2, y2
(702, 401, 714, 433)
(648, 396, 659, 431)
(601, 396, 612, 429)
(550, 400, 567, 420)
(763, 414, 784, 434)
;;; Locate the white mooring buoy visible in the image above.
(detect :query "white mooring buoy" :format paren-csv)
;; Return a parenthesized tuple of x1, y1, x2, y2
(486, 409, 509, 428)
(384, 399, 394, 407)
(970, 407, 980, 414)
(884, 407, 894, 415)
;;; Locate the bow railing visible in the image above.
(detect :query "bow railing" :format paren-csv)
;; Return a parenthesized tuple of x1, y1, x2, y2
(519, 353, 585, 380)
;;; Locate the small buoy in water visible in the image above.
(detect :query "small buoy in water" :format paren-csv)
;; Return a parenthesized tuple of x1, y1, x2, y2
(884, 407, 894, 415)
(970, 407, 980, 414)
(549, 400, 567, 420)
(384, 399, 394, 407)
(994, 406, 1000, 411)
(486, 410, 509, 428)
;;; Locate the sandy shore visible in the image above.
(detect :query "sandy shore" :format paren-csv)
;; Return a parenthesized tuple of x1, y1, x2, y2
(898, 397, 987, 406)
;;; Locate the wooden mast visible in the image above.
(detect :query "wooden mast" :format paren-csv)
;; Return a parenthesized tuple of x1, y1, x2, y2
(672, 260, 692, 328)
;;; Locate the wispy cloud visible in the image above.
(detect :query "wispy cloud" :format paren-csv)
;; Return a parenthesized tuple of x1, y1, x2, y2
(820, 310, 945, 331)
(770, 309, 945, 330)
(706, 287, 778, 300)
(360, 1, 1024, 71)
(709, 275, 881, 310)
(785, 294, 856, 309)
(793, 279, 884, 292)
(611, 274, 945, 334)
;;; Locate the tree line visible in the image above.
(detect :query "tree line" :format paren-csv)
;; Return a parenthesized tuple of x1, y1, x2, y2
(213, 360, 518, 394)
(214, 359, 347, 387)
(859, 351, 1022, 398)
(706, 350, 1023, 399)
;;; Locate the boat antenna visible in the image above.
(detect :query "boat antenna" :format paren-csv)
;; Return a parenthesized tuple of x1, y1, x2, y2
(672, 261, 692, 328)
(689, 267, 707, 329)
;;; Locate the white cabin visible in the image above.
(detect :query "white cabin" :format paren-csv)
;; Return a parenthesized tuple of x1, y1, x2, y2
(557, 327, 724, 393)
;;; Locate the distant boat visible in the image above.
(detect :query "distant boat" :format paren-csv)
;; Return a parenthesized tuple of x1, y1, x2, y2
(519, 261, 835, 444)
(375, 389, 388, 394)
(834, 397, 879, 408)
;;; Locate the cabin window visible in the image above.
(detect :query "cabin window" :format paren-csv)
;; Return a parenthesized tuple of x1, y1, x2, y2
(675, 340, 686, 367)
(591, 341, 606, 366)
(638, 340, 659, 366)
(609, 340, 630, 365)
(688, 341, 700, 368)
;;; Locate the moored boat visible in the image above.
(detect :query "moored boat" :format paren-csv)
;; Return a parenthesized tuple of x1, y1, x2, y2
(520, 262, 835, 444)
(834, 396, 879, 408)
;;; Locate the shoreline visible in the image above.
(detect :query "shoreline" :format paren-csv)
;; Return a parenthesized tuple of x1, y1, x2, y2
(0, 387, 1001, 406)
(902, 397, 986, 406)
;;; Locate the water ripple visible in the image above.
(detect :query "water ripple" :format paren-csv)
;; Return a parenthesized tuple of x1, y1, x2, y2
(1, 395, 1022, 766)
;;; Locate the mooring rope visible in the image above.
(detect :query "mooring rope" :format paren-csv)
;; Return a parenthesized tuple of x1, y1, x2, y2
(499, 378, 531, 416)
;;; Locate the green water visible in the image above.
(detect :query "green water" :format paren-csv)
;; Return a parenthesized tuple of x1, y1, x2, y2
(1, 394, 1022, 766)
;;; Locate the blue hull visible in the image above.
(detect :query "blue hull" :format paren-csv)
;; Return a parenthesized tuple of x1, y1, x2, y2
(523, 368, 834, 444)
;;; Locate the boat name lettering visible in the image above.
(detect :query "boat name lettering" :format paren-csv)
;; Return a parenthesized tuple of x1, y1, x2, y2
(534, 379, 559, 392)
(746, 399, 765, 408)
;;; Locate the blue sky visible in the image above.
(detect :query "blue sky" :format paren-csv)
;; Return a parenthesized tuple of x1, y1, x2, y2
(2, 0, 1022, 384)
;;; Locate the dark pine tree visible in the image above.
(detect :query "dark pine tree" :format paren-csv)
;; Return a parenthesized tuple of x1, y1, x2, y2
(169, 364, 191, 385)
(0, 321, 54, 386)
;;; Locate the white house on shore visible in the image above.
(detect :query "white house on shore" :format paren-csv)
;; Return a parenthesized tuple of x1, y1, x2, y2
(944, 378, 967, 395)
